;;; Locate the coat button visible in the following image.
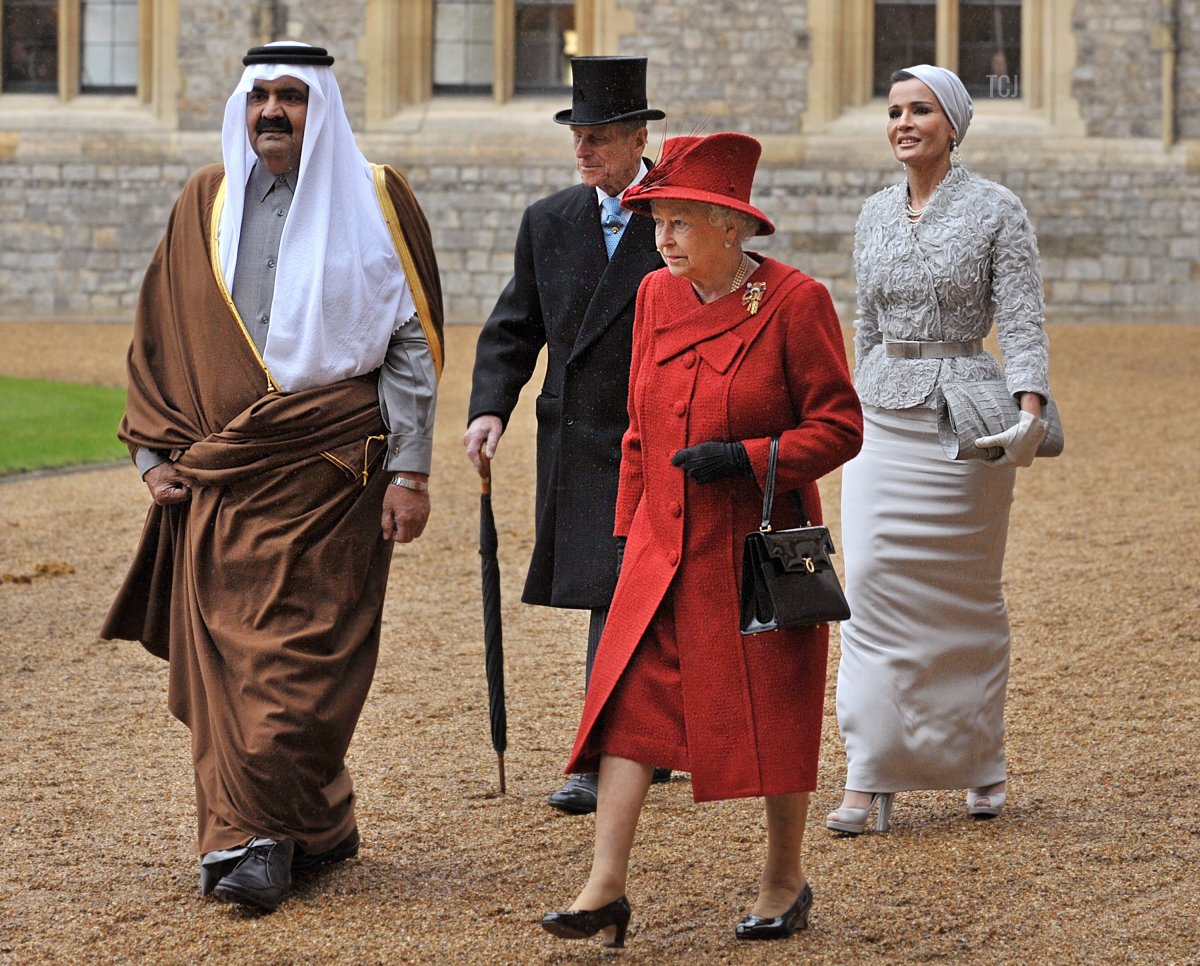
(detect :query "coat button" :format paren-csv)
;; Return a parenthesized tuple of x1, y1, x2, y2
(683, 352, 696, 369)
(669, 501, 681, 518)
(669, 551, 679, 566)
(673, 402, 687, 417)
(565, 416, 574, 426)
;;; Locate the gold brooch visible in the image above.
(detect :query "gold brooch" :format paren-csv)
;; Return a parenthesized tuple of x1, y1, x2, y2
(742, 281, 766, 315)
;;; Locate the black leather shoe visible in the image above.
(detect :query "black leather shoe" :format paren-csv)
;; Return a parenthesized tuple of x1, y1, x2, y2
(292, 826, 361, 874)
(735, 882, 812, 940)
(212, 839, 294, 912)
(651, 768, 672, 784)
(547, 773, 598, 814)
(541, 895, 632, 948)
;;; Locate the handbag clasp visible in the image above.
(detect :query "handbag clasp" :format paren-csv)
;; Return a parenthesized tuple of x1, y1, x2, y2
(803, 556, 816, 573)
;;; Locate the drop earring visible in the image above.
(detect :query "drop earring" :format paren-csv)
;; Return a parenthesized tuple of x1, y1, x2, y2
(950, 136, 961, 165)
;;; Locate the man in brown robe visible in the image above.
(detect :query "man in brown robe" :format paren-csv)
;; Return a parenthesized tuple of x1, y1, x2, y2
(102, 42, 443, 913)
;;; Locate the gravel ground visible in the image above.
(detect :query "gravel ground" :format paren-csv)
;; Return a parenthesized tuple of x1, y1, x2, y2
(1, 322, 1198, 965)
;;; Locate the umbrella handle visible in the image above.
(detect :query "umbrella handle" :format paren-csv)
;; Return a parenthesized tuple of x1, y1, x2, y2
(479, 452, 492, 496)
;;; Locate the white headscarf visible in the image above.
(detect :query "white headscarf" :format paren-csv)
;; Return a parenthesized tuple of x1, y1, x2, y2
(218, 42, 414, 392)
(901, 64, 974, 145)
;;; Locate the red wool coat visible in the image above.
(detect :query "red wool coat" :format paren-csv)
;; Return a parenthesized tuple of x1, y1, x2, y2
(566, 257, 864, 802)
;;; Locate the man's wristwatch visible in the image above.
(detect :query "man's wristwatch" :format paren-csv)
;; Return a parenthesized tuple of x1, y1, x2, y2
(390, 476, 429, 492)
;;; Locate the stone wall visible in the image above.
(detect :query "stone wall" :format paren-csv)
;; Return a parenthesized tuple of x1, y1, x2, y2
(617, 0, 810, 135)
(175, 0, 369, 132)
(1071, 0, 1162, 138)
(176, 2, 259, 132)
(2, 1, 1197, 325)
(277, 1, 370, 128)
(0, 140, 199, 319)
(2, 128, 1195, 325)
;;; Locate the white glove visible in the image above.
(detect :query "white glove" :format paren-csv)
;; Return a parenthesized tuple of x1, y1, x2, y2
(975, 410, 1047, 467)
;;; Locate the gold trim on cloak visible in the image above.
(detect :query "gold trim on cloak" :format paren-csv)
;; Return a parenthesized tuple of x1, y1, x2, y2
(209, 178, 281, 394)
(370, 163, 444, 381)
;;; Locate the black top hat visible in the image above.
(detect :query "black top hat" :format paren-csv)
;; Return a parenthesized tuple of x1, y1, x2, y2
(554, 57, 665, 126)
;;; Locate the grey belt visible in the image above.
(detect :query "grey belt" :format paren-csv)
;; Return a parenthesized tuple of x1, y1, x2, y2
(884, 338, 983, 359)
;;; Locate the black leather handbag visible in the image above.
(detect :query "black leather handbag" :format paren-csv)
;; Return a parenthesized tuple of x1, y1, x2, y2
(739, 438, 850, 635)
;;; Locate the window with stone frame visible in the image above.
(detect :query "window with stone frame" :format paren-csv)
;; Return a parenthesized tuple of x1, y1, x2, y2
(805, 0, 1081, 132)
(873, 0, 937, 97)
(431, 0, 578, 97)
(513, 0, 574, 93)
(872, 0, 1022, 97)
(433, 0, 494, 94)
(80, 0, 137, 92)
(955, 0, 1022, 96)
(1, 0, 140, 96)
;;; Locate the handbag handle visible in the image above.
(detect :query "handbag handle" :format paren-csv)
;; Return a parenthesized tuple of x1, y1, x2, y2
(760, 437, 808, 532)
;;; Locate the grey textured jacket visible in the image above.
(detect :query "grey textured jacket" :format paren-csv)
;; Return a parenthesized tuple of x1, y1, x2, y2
(852, 164, 1049, 410)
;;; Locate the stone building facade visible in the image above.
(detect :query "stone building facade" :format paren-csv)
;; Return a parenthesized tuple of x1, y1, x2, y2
(0, 0, 1195, 324)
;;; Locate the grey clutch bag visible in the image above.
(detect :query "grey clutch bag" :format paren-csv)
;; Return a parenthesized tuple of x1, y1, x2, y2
(937, 381, 1064, 461)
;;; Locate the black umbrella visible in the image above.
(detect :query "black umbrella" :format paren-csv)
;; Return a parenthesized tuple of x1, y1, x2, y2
(478, 453, 507, 794)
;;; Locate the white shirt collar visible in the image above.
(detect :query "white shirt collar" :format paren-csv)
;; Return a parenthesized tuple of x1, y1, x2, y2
(595, 160, 649, 212)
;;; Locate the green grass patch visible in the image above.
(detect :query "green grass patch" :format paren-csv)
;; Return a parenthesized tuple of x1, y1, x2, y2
(0, 376, 128, 475)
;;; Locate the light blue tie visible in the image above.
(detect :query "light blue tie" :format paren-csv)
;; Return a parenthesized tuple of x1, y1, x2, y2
(600, 195, 625, 259)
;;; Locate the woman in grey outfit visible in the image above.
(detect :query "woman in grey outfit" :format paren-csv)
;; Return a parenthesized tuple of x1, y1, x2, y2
(827, 65, 1051, 835)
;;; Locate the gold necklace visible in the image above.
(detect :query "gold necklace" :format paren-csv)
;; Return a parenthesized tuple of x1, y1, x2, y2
(729, 254, 752, 292)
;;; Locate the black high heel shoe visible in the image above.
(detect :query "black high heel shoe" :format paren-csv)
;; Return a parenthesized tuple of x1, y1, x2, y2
(734, 882, 812, 941)
(541, 896, 632, 948)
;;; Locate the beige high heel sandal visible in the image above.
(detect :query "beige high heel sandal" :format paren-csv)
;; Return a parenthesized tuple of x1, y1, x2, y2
(966, 783, 1007, 819)
(825, 792, 894, 835)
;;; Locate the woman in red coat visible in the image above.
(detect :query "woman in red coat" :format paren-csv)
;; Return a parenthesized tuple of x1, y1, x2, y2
(540, 133, 863, 947)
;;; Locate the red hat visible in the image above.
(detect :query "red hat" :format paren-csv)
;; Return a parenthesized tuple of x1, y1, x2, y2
(622, 133, 774, 236)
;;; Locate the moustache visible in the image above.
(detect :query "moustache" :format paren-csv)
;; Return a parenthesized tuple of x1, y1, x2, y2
(256, 116, 292, 135)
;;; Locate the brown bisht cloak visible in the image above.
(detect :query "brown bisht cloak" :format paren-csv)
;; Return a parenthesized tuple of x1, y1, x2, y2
(101, 162, 443, 855)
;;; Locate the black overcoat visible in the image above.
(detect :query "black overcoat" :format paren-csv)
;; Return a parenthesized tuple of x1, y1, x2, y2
(469, 177, 663, 608)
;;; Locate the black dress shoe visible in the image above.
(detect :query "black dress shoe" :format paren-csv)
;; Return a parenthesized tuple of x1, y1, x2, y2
(650, 768, 672, 784)
(541, 895, 632, 948)
(212, 838, 294, 912)
(547, 773, 598, 814)
(735, 882, 812, 940)
(292, 826, 361, 874)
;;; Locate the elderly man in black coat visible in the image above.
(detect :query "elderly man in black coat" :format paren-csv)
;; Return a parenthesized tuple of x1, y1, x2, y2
(464, 57, 669, 814)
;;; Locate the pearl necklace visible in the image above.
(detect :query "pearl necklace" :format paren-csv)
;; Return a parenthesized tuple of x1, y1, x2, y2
(730, 254, 753, 292)
(906, 201, 927, 220)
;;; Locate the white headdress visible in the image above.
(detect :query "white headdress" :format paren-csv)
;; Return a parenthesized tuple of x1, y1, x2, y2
(217, 42, 413, 391)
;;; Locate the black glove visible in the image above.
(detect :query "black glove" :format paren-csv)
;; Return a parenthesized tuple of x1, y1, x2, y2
(615, 536, 627, 577)
(670, 441, 752, 484)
